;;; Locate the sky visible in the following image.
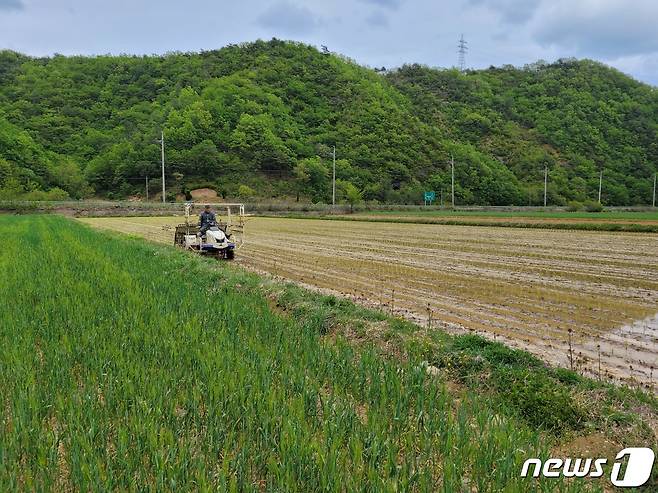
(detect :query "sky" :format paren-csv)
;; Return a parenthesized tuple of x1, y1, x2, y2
(1, 0, 657, 86)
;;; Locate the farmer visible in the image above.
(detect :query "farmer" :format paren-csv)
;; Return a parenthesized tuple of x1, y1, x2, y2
(199, 204, 216, 235)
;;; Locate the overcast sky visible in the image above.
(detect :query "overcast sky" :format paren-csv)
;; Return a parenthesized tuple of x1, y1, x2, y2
(1, 0, 657, 86)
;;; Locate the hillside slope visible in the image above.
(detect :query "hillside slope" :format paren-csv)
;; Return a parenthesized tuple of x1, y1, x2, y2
(0, 40, 656, 205)
(388, 60, 658, 205)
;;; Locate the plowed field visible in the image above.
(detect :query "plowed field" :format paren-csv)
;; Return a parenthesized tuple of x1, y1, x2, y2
(81, 216, 658, 388)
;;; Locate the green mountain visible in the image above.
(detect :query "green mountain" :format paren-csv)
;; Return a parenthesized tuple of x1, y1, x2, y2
(0, 39, 656, 205)
(388, 61, 658, 205)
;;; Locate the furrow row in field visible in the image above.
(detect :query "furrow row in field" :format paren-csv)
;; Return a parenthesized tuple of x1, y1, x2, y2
(240, 247, 653, 383)
(242, 246, 651, 348)
(270, 219, 658, 259)
(245, 233, 657, 320)
(249, 244, 658, 314)
(247, 226, 658, 291)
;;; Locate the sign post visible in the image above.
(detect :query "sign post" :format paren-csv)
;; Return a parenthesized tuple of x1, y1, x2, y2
(424, 191, 436, 206)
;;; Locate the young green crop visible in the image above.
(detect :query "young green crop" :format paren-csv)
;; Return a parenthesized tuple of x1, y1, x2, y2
(1, 216, 600, 491)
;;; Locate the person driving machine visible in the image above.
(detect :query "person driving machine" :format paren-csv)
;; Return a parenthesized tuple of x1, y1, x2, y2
(199, 205, 216, 236)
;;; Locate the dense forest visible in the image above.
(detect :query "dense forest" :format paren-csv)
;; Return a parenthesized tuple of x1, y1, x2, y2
(0, 39, 656, 205)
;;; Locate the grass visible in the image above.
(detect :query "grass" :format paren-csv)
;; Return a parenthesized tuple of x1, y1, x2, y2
(264, 274, 658, 487)
(1, 215, 656, 491)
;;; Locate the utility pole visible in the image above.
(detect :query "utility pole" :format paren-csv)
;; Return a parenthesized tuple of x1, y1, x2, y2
(332, 145, 336, 207)
(598, 169, 603, 203)
(457, 34, 468, 72)
(653, 172, 656, 208)
(544, 166, 548, 207)
(451, 154, 455, 207)
(160, 130, 166, 204)
(156, 130, 166, 204)
(145, 176, 149, 201)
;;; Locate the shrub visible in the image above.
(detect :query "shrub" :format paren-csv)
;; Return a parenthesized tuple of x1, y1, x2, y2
(238, 184, 256, 199)
(21, 187, 70, 201)
(492, 369, 587, 433)
(566, 200, 583, 212)
(583, 200, 603, 212)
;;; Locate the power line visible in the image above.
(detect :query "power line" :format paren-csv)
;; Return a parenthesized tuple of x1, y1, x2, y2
(457, 34, 468, 72)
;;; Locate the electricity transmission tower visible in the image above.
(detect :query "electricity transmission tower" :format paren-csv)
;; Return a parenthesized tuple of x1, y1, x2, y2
(457, 34, 468, 72)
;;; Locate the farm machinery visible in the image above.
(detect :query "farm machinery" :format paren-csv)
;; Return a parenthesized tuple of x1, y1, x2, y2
(172, 203, 245, 260)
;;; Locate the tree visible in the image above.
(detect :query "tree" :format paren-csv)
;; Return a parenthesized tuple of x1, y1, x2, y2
(0, 42, 656, 204)
(336, 179, 362, 212)
(229, 114, 293, 172)
(237, 184, 256, 199)
(48, 158, 91, 199)
(294, 157, 329, 203)
(184, 140, 221, 176)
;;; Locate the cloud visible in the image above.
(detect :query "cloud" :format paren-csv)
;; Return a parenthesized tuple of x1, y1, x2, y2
(610, 52, 658, 86)
(0, 0, 656, 86)
(257, 2, 324, 35)
(532, 0, 658, 58)
(358, 0, 403, 10)
(466, 0, 541, 24)
(0, 0, 24, 11)
(365, 11, 389, 27)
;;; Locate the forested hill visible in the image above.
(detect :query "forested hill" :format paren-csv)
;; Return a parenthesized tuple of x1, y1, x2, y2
(387, 61, 658, 205)
(0, 39, 656, 205)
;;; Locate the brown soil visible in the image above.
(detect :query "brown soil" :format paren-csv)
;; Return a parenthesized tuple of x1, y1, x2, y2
(190, 188, 218, 199)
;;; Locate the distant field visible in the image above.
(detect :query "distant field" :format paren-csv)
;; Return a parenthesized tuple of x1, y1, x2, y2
(301, 209, 658, 232)
(81, 216, 658, 388)
(363, 209, 658, 220)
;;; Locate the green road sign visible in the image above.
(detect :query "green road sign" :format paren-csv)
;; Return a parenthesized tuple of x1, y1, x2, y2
(424, 191, 436, 203)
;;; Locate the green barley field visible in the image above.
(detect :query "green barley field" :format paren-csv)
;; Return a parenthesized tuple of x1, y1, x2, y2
(1, 215, 655, 492)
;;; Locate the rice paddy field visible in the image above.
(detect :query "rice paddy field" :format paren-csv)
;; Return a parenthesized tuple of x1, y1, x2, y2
(282, 210, 658, 232)
(356, 210, 658, 221)
(81, 215, 658, 389)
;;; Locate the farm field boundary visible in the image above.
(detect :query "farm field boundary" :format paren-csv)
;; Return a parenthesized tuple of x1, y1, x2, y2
(267, 213, 658, 233)
(3, 215, 656, 491)
(3, 200, 657, 229)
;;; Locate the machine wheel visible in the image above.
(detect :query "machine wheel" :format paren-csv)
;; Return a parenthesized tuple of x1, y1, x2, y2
(225, 249, 235, 260)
